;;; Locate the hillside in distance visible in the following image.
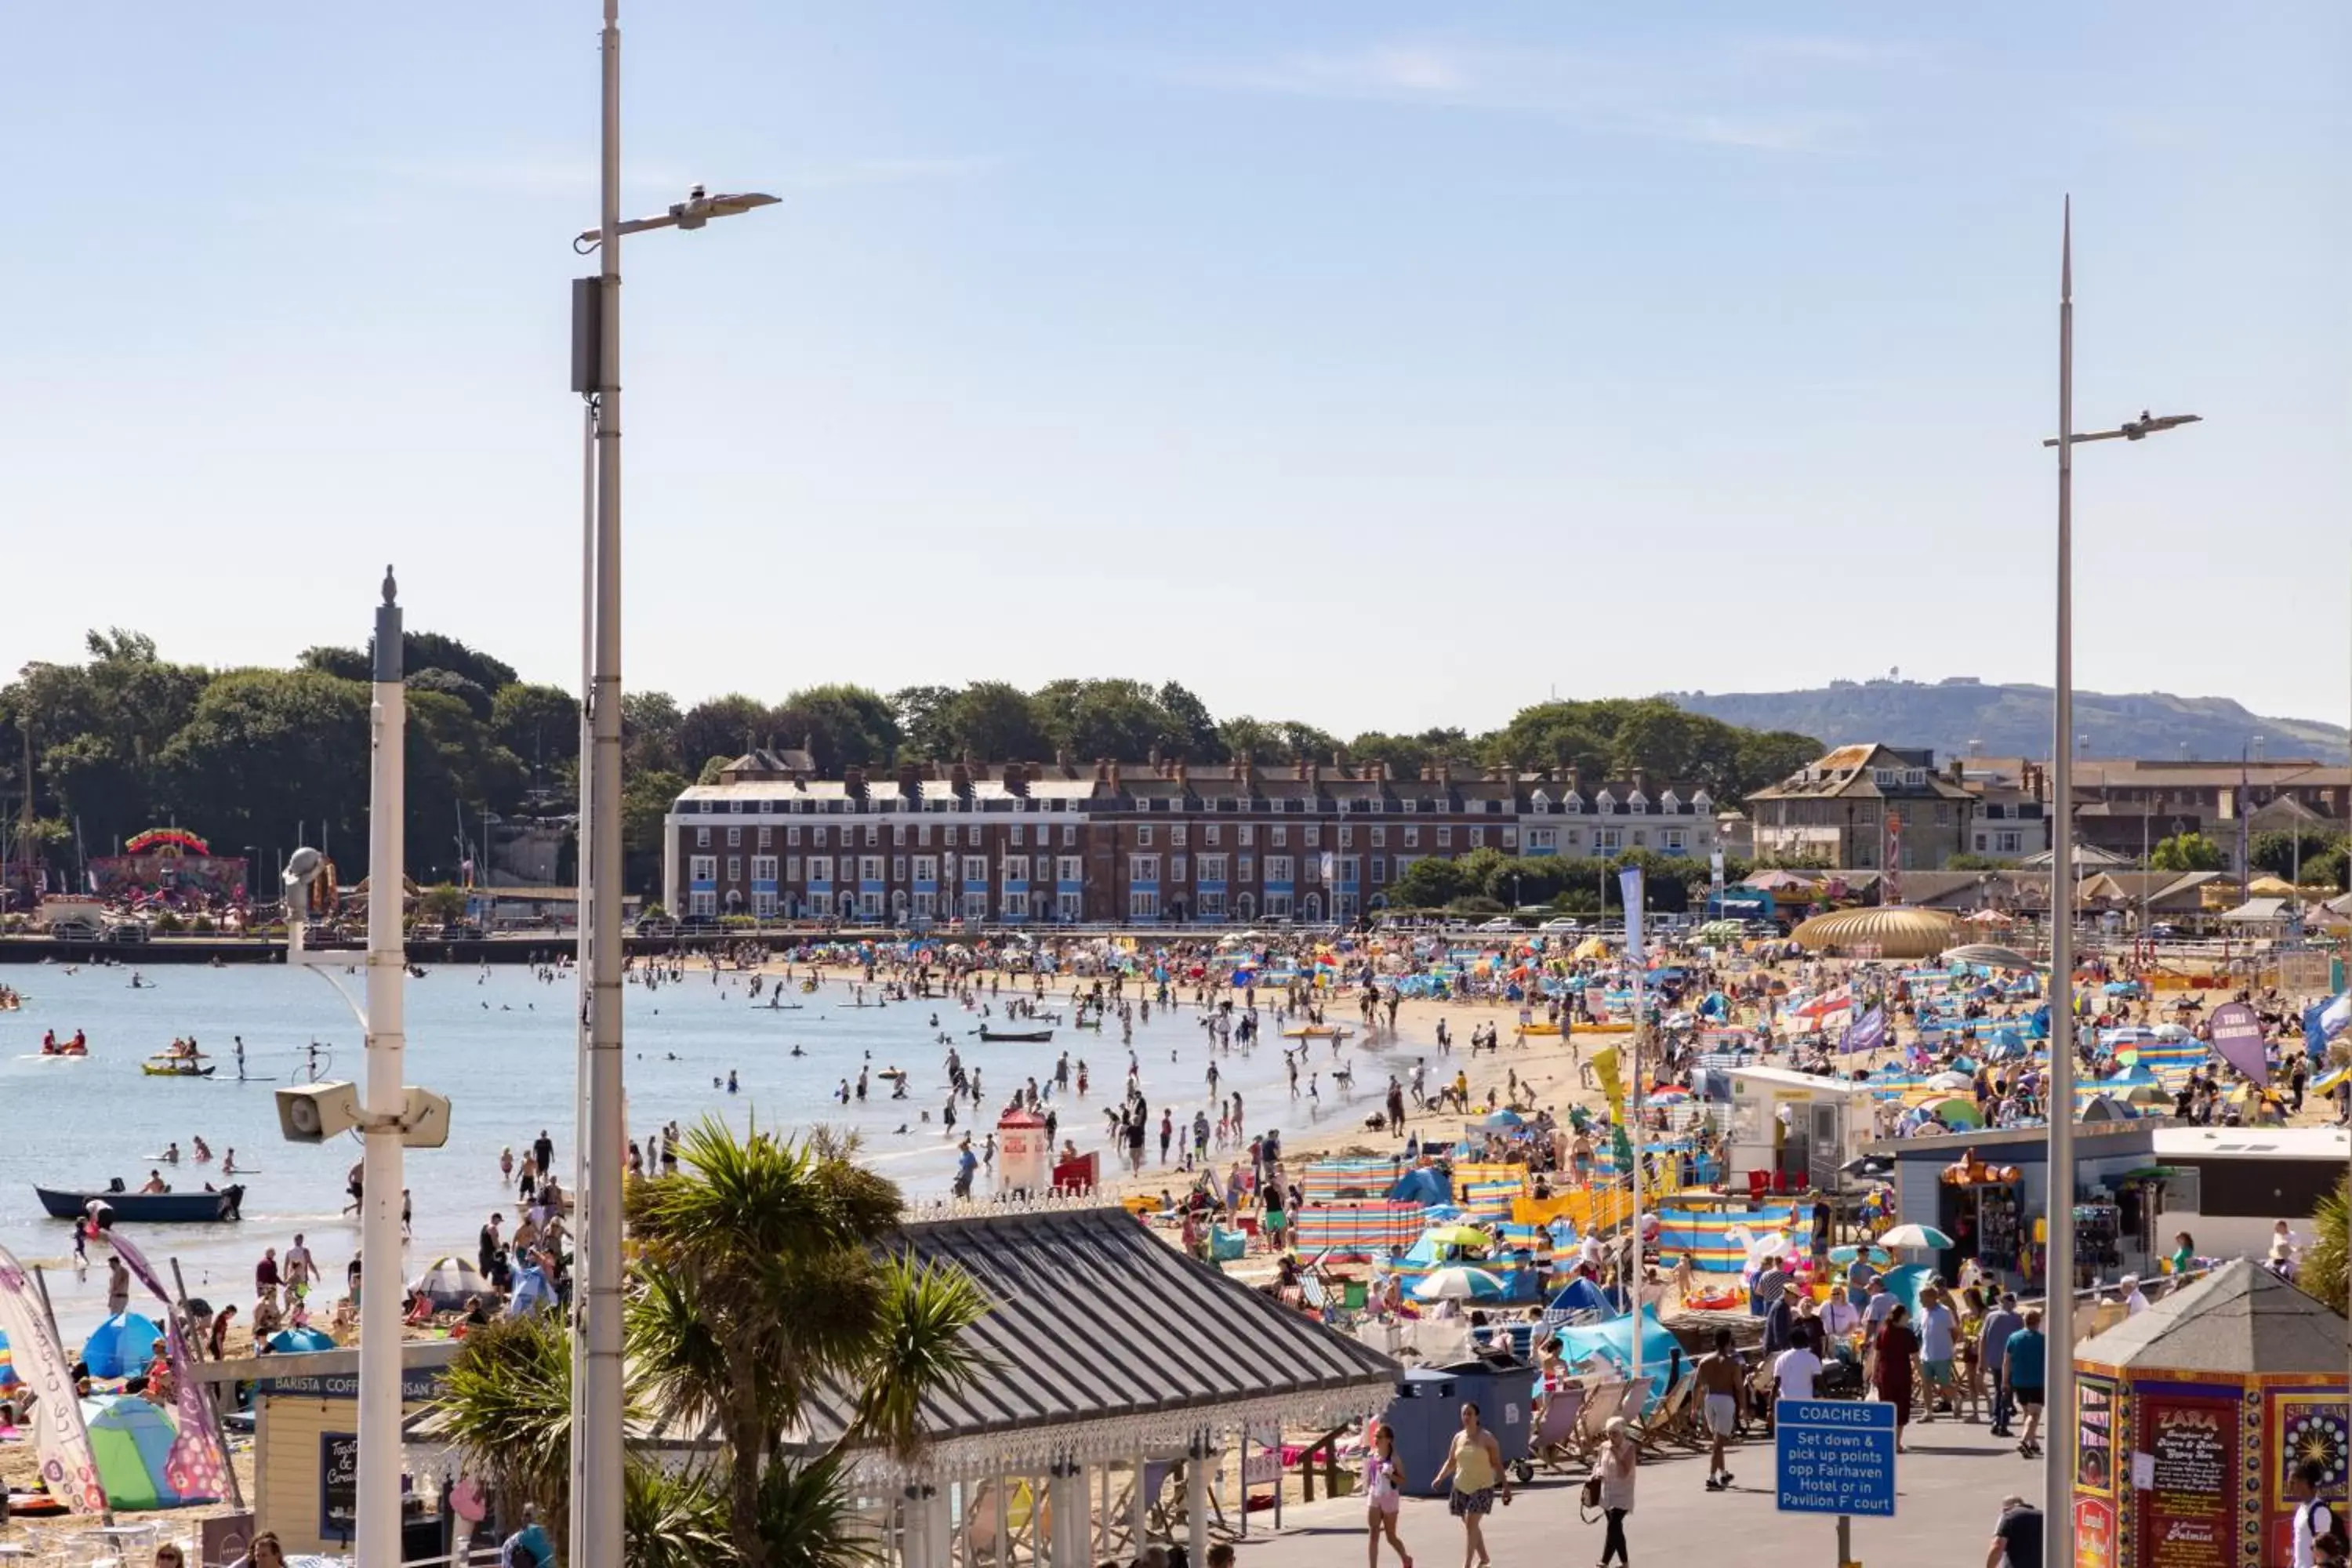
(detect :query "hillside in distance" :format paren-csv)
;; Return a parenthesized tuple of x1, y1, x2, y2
(1668, 678, 2350, 764)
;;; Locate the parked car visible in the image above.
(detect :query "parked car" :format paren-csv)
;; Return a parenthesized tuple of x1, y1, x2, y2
(1538, 916, 1582, 933)
(1475, 916, 1517, 932)
(45, 919, 100, 940)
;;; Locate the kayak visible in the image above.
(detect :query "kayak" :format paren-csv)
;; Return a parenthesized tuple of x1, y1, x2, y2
(142, 1062, 216, 1078)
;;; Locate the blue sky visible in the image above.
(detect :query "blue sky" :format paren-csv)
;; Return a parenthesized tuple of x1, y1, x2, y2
(5, 3, 2347, 739)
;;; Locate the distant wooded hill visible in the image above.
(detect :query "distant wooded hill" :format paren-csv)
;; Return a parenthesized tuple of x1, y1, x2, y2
(1669, 678, 2350, 764)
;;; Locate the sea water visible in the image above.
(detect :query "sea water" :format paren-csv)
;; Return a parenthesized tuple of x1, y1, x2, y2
(0, 962, 1403, 1338)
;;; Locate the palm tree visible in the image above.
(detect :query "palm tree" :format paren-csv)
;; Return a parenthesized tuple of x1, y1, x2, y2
(434, 1117, 988, 1568)
(626, 1116, 991, 1568)
(2304, 1177, 2347, 1313)
(436, 1315, 581, 1559)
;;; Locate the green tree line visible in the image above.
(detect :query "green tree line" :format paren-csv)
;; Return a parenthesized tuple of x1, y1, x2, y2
(2, 631, 1821, 889)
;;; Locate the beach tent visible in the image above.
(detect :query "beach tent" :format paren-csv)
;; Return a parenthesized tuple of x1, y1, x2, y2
(1548, 1305, 1684, 1406)
(82, 1312, 162, 1380)
(80, 1394, 213, 1509)
(1544, 1278, 1619, 1321)
(410, 1256, 495, 1311)
(265, 1327, 338, 1355)
(1387, 1167, 1450, 1207)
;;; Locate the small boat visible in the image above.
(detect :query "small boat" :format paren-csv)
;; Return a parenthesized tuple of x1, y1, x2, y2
(35, 1185, 244, 1223)
(977, 1029, 1054, 1044)
(143, 1060, 216, 1078)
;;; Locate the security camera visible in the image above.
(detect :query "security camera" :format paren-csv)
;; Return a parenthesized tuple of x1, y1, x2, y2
(276, 1080, 364, 1142)
(273, 1081, 452, 1149)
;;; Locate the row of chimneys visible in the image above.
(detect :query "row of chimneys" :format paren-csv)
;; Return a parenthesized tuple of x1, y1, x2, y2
(804, 760, 1657, 797)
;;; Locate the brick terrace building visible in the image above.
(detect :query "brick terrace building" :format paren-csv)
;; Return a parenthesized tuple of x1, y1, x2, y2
(662, 753, 1720, 924)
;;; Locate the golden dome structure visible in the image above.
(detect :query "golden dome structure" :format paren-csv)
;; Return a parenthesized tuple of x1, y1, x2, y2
(1789, 905, 1966, 960)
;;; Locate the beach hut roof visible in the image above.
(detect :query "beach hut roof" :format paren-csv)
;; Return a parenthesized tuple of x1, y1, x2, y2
(2074, 1259, 2345, 1376)
(788, 1204, 1401, 1479)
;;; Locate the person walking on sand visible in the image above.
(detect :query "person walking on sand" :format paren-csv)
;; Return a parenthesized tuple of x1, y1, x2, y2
(1432, 1402, 1509, 1568)
(1362, 1424, 1414, 1568)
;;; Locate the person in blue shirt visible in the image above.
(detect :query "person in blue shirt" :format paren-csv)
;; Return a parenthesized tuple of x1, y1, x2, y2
(502, 1503, 556, 1568)
(505, 1249, 557, 1318)
(2003, 1308, 2048, 1458)
(953, 1137, 978, 1199)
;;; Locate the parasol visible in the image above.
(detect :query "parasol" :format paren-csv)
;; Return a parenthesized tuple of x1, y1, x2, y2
(1876, 1223, 1955, 1250)
(1411, 1266, 1508, 1302)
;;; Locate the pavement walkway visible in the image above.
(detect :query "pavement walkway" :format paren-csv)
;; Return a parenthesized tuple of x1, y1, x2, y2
(1224, 1410, 2042, 1568)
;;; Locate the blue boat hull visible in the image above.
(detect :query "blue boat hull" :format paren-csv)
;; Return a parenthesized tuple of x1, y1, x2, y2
(34, 1186, 242, 1223)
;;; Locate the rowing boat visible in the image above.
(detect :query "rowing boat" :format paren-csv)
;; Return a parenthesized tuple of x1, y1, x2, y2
(977, 1029, 1054, 1044)
(35, 1185, 244, 1222)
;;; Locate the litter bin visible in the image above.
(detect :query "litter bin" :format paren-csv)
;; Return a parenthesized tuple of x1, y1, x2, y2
(1377, 1367, 1461, 1497)
(1441, 1358, 1535, 1477)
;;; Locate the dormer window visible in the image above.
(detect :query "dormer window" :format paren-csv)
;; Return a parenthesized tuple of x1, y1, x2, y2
(1904, 768, 1926, 786)
(1530, 790, 1551, 814)
(1563, 793, 1584, 815)
(1628, 792, 1648, 815)
(1692, 789, 1712, 813)
(1594, 789, 1617, 815)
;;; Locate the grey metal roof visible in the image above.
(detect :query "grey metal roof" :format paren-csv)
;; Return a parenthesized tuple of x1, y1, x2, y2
(795, 1205, 1400, 1450)
(2075, 1258, 2347, 1375)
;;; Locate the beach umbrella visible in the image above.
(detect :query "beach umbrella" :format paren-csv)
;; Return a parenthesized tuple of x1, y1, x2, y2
(1828, 1243, 1892, 1265)
(1480, 1109, 1526, 1131)
(1924, 1098, 1984, 1128)
(266, 1327, 338, 1355)
(1411, 1266, 1507, 1302)
(1425, 1225, 1491, 1250)
(1877, 1223, 1955, 1250)
(409, 1255, 494, 1311)
(1925, 1070, 1973, 1091)
(82, 1312, 162, 1380)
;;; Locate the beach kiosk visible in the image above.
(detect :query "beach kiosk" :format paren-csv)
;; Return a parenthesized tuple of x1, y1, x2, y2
(995, 1106, 1050, 1196)
(2071, 1259, 2347, 1568)
(1724, 1065, 1878, 1191)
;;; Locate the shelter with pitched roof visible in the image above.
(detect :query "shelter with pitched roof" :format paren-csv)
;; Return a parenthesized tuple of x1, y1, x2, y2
(794, 1203, 1401, 1568)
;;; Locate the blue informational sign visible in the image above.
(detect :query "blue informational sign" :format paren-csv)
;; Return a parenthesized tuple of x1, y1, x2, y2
(1775, 1399, 1896, 1518)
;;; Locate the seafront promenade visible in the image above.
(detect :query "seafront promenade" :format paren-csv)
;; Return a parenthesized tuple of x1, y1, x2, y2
(1232, 1417, 2033, 1568)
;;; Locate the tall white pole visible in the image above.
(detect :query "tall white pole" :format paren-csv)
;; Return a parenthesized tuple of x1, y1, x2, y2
(2045, 198, 2079, 1563)
(1623, 866, 1645, 1378)
(574, 0, 628, 1560)
(568, 370, 597, 1547)
(358, 570, 408, 1568)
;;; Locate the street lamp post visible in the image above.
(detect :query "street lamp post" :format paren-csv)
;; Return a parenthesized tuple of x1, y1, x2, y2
(2042, 198, 2201, 1562)
(568, 11, 775, 1568)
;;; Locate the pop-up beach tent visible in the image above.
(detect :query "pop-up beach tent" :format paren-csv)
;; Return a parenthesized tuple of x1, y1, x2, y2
(1548, 1304, 1684, 1406)
(80, 1394, 216, 1510)
(81, 1312, 161, 1380)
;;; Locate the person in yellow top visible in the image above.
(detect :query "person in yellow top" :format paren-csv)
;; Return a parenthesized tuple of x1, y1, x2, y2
(1432, 1402, 1511, 1568)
